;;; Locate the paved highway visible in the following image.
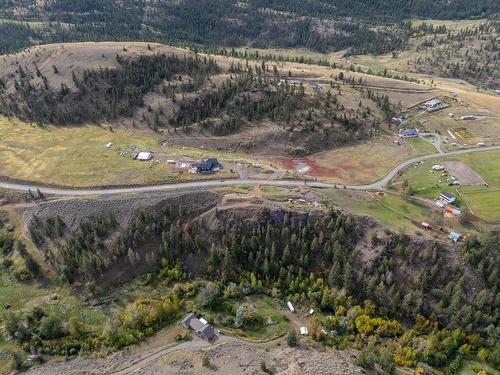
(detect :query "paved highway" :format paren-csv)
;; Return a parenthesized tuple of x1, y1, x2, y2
(1, 145, 499, 196)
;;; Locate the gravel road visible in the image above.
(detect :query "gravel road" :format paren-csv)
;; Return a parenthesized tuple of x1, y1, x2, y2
(1, 145, 499, 196)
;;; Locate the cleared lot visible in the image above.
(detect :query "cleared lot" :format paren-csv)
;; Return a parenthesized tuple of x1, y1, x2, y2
(441, 160, 486, 186)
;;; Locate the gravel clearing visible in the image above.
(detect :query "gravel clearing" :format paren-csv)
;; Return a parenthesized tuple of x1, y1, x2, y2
(26, 336, 364, 375)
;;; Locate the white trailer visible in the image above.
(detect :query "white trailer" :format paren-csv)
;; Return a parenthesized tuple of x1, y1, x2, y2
(287, 301, 295, 313)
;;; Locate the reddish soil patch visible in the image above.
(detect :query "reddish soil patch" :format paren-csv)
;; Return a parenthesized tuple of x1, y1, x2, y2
(283, 157, 342, 177)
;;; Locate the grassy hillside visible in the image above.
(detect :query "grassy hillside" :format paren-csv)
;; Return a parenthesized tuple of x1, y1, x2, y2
(0, 42, 401, 158)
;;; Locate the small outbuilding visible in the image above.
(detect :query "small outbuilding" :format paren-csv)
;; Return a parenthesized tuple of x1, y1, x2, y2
(448, 231, 462, 242)
(460, 115, 476, 120)
(391, 116, 404, 125)
(308, 82, 322, 92)
(432, 165, 445, 171)
(137, 152, 153, 161)
(287, 301, 295, 313)
(435, 199, 447, 208)
(300, 327, 308, 336)
(446, 207, 461, 216)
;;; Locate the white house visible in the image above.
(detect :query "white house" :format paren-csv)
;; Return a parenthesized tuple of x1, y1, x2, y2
(425, 98, 441, 108)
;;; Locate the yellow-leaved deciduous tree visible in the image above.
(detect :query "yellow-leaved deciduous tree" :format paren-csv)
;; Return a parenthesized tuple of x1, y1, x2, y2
(354, 314, 401, 337)
(308, 316, 325, 341)
(393, 346, 418, 367)
(121, 296, 182, 331)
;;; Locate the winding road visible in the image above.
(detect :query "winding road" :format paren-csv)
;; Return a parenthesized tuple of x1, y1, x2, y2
(1, 145, 499, 196)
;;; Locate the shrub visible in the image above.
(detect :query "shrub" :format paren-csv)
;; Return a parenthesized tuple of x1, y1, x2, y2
(287, 329, 297, 347)
(39, 315, 65, 340)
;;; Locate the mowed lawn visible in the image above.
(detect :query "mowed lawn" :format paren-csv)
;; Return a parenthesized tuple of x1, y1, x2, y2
(393, 149, 500, 222)
(0, 117, 238, 187)
(310, 136, 436, 185)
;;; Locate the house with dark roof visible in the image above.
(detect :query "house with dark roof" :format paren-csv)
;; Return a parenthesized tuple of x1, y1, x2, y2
(439, 191, 456, 204)
(181, 313, 215, 340)
(197, 158, 219, 173)
(399, 128, 419, 138)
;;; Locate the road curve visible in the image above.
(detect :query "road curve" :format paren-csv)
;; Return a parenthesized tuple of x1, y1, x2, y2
(1, 145, 499, 196)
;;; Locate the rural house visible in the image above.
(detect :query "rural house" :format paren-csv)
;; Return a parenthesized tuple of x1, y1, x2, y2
(197, 158, 220, 173)
(391, 116, 404, 125)
(439, 191, 456, 204)
(399, 128, 418, 138)
(181, 313, 215, 340)
(425, 98, 441, 108)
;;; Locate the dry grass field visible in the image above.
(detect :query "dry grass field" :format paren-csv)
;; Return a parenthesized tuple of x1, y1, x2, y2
(0, 117, 239, 187)
(0, 42, 189, 91)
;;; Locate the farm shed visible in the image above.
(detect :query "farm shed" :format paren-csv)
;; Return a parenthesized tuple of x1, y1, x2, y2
(448, 231, 462, 242)
(137, 152, 153, 161)
(446, 207, 461, 216)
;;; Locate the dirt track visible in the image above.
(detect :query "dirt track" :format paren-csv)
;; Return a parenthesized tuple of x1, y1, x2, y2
(27, 333, 363, 375)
